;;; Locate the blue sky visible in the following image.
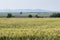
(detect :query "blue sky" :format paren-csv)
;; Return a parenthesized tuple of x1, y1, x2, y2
(0, 0, 60, 11)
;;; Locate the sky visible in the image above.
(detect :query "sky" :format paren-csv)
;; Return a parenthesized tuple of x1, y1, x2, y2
(0, 0, 60, 11)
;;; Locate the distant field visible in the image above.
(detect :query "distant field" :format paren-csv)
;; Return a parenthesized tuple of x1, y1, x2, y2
(0, 18, 60, 40)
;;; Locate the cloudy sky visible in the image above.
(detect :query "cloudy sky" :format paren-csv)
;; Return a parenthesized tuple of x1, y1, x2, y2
(0, 0, 60, 11)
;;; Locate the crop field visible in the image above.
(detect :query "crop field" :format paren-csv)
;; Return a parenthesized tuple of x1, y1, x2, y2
(0, 18, 60, 40)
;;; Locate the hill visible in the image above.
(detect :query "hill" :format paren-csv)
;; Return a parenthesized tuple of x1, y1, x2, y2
(0, 9, 50, 12)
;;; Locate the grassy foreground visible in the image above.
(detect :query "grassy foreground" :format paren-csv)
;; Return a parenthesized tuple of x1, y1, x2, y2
(0, 18, 60, 40)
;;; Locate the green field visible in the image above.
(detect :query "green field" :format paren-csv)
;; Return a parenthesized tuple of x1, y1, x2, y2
(0, 18, 60, 40)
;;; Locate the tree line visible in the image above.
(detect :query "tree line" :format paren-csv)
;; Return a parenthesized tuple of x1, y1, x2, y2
(6, 12, 60, 18)
(6, 13, 40, 18)
(50, 13, 60, 17)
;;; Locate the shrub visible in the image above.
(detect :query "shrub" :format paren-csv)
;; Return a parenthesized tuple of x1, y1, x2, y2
(7, 13, 12, 18)
(35, 15, 39, 18)
(28, 14, 32, 18)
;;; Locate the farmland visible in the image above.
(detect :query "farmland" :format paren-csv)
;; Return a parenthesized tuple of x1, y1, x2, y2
(0, 18, 60, 40)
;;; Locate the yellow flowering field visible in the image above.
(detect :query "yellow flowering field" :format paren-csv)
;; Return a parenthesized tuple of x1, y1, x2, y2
(0, 18, 60, 40)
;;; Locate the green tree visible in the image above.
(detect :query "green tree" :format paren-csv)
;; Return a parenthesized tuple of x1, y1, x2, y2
(35, 15, 39, 18)
(28, 14, 32, 18)
(50, 13, 60, 17)
(7, 13, 12, 18)
(20, 12, 22, 14)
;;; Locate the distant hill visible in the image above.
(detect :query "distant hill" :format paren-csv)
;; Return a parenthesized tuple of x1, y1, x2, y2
(0, 9, 51, 12)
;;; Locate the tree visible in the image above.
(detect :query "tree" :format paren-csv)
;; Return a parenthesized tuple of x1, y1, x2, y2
(7, 13, 12, 18)
(28, 14, 32, 18)
(20, 12, 22, 14)
(35, 15, 39, 18)
(50, 13, 60, 17)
